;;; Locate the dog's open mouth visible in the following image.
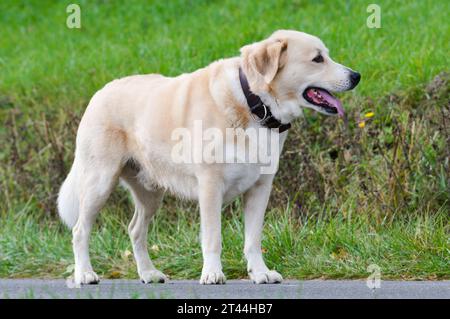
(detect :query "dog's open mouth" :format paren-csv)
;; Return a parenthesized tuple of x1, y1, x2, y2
(302, 87, 344, 117)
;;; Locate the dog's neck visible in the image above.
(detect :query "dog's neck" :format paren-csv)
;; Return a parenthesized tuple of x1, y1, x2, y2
(210, 57, 300, 129)
(238, 68, 291, 133)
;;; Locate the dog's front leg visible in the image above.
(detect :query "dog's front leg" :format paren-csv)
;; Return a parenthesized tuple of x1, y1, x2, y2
(197, 173, 226, 284)
(243, 174, 283, 284)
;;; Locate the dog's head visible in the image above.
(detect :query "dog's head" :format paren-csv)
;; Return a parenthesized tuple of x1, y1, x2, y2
(240, 30, 360, 122)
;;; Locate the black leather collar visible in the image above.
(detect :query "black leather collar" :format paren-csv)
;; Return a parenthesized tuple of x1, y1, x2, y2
(239, 67, 291, 133)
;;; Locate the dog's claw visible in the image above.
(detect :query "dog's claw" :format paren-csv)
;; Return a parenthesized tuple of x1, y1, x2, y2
(249, 270, 283, 284)
(140, 270, 167, 284)
(75, 271, 100, 285)
(199, 271, 226, 284)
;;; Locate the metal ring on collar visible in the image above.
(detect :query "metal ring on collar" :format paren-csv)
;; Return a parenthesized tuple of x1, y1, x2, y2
(250, 103, 268, 123)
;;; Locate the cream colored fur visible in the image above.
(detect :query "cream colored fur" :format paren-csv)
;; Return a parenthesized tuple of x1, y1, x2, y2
(58, 30, 359, 285)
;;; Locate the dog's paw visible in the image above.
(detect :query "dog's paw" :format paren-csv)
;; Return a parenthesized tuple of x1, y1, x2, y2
(249, 270, 283, 284)
(140, 270, 167, 284)
(199, 271, 226, 285)
(75, 270, 100, 285)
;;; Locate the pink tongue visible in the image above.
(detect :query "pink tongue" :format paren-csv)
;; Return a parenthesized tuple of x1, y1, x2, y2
(318, 89, 344, 117)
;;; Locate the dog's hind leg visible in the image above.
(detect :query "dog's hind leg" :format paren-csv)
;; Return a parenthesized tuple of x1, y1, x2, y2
(64, 124, 127, 285)
(71, 159, 121, 285)
(121, 166, 167, 283)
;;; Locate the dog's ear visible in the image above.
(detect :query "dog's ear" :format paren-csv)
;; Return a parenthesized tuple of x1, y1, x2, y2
(240, 38, 287, 93)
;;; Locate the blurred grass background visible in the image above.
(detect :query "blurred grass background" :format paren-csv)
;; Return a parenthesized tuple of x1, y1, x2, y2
(0, 0, 449, 280)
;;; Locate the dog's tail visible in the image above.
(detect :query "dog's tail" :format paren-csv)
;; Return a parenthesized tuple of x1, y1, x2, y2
(57, 160, 80, 229)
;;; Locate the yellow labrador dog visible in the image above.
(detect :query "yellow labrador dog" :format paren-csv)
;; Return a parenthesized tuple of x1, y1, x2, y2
(58, 30, 360, 285)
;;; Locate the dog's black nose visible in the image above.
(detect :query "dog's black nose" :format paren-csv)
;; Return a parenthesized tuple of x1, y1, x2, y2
(350, 71, 361, 88)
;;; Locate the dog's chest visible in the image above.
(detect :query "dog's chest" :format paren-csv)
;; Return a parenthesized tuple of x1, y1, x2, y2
(222, 163, 262, 202)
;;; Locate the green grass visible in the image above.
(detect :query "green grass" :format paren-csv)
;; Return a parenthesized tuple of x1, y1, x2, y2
(0, 0, 449, 280)
(1, 203, 448, 280)
(1, 0, 449, 106)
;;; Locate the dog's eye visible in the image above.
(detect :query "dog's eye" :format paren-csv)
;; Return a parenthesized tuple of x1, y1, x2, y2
(312, 54, 324, 63)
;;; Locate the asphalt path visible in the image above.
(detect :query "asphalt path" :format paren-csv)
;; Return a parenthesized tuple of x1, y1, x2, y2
(1, 279, 449, 299)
